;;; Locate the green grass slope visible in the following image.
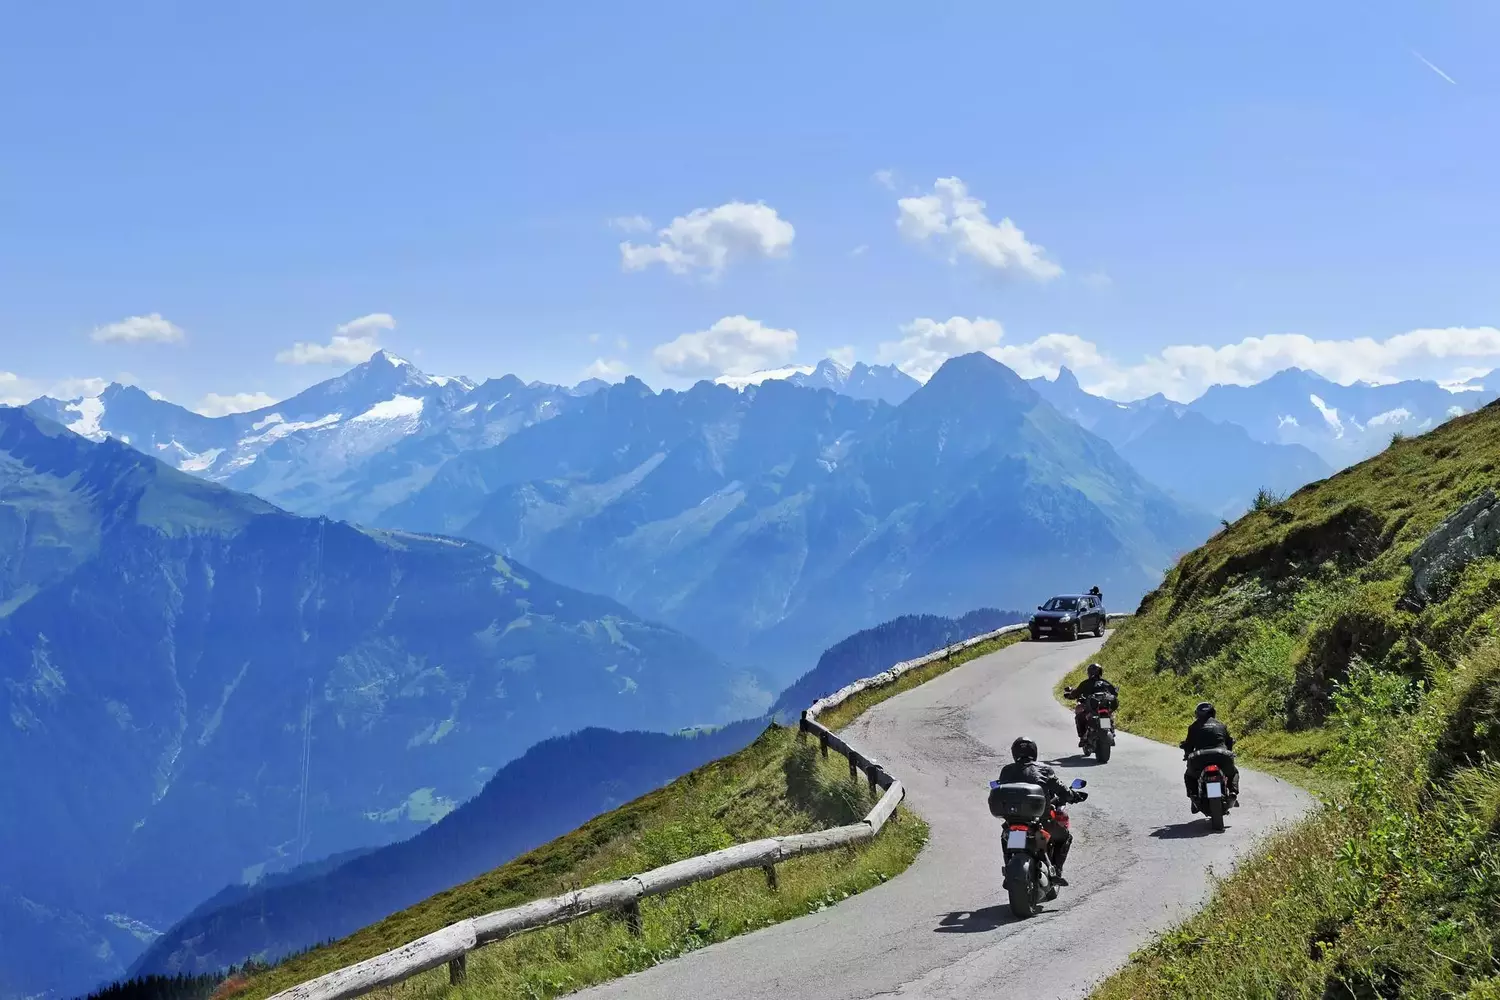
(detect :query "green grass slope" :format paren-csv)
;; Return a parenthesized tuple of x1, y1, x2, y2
(1065, 405, 1500, 998)
(235, 726, 921, 1000)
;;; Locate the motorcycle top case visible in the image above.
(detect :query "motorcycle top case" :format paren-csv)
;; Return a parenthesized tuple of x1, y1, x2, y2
(988, 781, 1047, 820)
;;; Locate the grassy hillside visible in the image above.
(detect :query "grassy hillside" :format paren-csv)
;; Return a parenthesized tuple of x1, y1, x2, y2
(230, 724, 924, 1000)
(1064, 403, 1500, 998)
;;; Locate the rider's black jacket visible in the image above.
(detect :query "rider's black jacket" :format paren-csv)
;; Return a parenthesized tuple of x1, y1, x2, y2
(1071, 676, 1118, 699)
(1180, 717, 1236, 754)
(997, 760, 1085, 806)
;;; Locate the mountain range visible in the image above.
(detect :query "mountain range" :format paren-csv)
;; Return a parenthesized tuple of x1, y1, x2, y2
(12, 342, 1492, 1000)
(25, 352, 601, 526)
(1027, 367, 1335, 516)
(376, 353, 1206, 669)
(714, 358, 920, 404)
(0, 407, 761, 1000)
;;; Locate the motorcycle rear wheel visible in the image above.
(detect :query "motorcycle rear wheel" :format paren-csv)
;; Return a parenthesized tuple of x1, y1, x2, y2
(1208, 796, 1225, 831)
(1006, 855, 1037, 917)
(1095, 736, 1112, 764)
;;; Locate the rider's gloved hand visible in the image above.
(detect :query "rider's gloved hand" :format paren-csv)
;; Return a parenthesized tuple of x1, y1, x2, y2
(1073, 791, 1089, 802)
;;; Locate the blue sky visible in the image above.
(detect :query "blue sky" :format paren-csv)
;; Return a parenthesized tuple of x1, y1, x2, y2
(2, 1, 1497, 412)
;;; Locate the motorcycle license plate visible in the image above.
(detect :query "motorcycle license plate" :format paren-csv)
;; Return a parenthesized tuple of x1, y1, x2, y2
(1206, 782, 1223, 798)
(1101, 718, 1113, 730)
(1006, 829, 1028, 850)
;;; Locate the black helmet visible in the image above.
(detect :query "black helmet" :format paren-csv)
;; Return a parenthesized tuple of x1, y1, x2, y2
(1011, 737, 1038, 763)
(1087, 663, 1104, 679)
(1195, 701, 1216, 721)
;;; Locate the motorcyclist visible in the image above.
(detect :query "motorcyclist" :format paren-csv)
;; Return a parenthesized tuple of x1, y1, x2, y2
(996, 736, 1088, 884)
(1180, 701, 1240, 810)
(1064, 663, 1119, 746)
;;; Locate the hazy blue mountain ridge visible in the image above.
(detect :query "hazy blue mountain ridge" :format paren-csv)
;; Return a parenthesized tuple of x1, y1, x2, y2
(0, 407, 756, 1000)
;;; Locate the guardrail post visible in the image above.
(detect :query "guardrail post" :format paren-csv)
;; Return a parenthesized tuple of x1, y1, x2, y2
(448, 954, 467, 986)
(848, 755, 858, 781)
(624, 900, 642, 937)
(763, 864, 778, 891)
(819, 733, 829, 758)
(797, 711, 808, 742)
(865, 765, 879, 796)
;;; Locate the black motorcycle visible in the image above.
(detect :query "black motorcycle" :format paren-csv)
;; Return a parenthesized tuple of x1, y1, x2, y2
(987, 776, 1086, 917)
(1066, 689, 1118, 763)
(1187, 747, 1238, 831)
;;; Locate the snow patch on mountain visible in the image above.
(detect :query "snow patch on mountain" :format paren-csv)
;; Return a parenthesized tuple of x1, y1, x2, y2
(715, 366, 816, 389)
(244, 413, 343, 445)
(156, 440, 225, 473)
(352, 395, 426, 423)
(1309, 394, 1344, 437)
(65, 397, 106, 441)
(1367, 407, 1413, 428)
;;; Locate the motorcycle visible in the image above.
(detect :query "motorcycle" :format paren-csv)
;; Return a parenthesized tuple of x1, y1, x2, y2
(1187, 747, 1238, 831)
(1072, 690, 1118, 763)
(987, 776, 1087, 917)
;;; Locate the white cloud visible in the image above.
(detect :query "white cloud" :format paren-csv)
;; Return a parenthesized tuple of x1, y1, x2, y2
(885, 322, 1500, 402)
(277, 313, 396, 365)
(582, 358, 630, 382)
(1078, 326, 1500, 401)
(610, 215, 654, 233)
(336, 313, 397, 338)
(197, 391, 277, 417)
(850, 244, 869, 257)
(877, 317, 1005, 382)
(0, 372, 109, 406)
(620, 202, 795, 277)
(873, 169, 897, 190)
(90, 313, 185, 344)
(828, 345, 857, 367)
(897, 177, 1061, 281)
(653, 315, 799, 378)
(876, 317, 1104, 384)
(989, 333, 1105, 379)
(0, 372, 26, 406)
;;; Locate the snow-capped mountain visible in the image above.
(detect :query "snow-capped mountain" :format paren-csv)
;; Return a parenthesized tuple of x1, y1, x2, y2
(27, 351, 584, 522)
(714, 358, 920, 404)
(1028, 367, 1329, 516)
(1187, 367, 1497, 466)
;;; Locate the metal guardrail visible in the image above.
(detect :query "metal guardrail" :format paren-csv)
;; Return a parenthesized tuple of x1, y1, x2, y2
(267, 615, 1123, 1000)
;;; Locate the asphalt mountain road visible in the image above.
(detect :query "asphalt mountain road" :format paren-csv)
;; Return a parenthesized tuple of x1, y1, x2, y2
(573, 634, 1313, 1000)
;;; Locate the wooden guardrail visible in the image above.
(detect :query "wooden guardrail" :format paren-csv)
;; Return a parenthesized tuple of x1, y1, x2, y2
(267, 614, 1125, 1000)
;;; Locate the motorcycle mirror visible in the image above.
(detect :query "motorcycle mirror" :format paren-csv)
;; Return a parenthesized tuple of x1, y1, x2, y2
(988, 780, 1001, 789)
(1070, 778, 1086, 789)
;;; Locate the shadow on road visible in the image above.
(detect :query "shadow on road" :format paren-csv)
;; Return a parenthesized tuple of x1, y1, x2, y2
(934, 905, 1025, 933)
(1045, 754, 1106, 768)
(1150, 820, 1224, 839)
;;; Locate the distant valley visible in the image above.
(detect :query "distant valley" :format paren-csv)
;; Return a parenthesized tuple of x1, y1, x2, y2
(0, 408, 759, 1000)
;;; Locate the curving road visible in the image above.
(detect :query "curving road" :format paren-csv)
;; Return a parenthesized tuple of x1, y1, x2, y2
(574, 635, 1312, 1000)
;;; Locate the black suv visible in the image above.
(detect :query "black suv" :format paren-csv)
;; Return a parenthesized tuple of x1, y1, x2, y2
(1029, 594, 1105, 641)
